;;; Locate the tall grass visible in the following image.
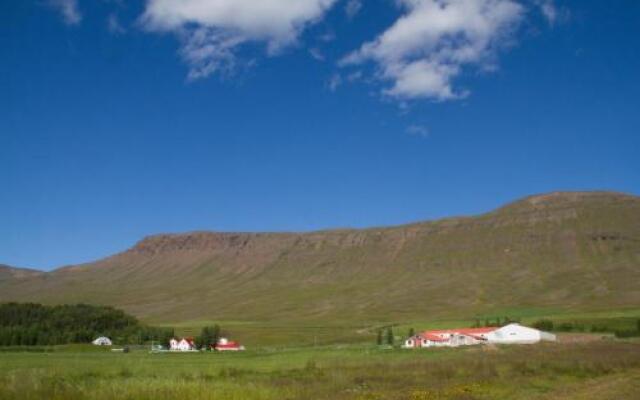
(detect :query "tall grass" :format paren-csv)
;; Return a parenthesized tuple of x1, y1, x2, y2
(1, 341, 639, 399)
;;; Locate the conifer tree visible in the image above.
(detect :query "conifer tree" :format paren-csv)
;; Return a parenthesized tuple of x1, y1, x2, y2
(386, 327, 394, 346)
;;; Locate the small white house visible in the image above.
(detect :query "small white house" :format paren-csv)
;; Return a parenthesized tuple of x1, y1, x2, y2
(487, 323, 557, 344)
(169, 338, 197, 351)
(92, 336, 112, 346)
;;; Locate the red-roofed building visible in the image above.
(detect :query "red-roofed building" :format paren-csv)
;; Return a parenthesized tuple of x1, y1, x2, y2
(403, 327, 498, 348)
(403, 324, 556, 348)
(213, 337, 245, 351)
(169, 337, 197, 351)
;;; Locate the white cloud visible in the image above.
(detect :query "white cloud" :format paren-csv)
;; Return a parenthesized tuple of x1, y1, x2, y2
(341, 0, 524, 101)
(179, 28, 246, 80)
(345, 0, 362, 19)
(309, 47, 326, 61)
(536, 0, 563, 25)
(406, 124, 430, 137)
(49, 0, 82, 25)
(540, 2, 557, 24)
(141, 0, 338, 79)
(327, 74, 342, 91)
(107, 13, 126, 35)
(318, 31, 336, 42)
(327, 70, 363, 92)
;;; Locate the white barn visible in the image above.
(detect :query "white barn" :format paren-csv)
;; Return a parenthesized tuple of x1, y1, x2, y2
(92, 336, 112, 346)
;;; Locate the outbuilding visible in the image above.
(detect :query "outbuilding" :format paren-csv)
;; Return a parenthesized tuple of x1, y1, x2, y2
(92, 336, 112, 346)
(214, 337, 245, 351)
(487, 323, 557, 344)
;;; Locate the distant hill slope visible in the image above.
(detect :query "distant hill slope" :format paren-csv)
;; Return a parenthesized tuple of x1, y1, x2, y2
(0, 264, 42, 281)
(1, 191, 639, 324)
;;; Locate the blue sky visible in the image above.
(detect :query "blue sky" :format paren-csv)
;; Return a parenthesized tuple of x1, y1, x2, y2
(1, 0, 639, 270)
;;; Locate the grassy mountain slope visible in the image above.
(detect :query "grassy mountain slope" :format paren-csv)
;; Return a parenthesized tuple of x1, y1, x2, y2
(1, 191, 639, 324)
(0, 264, 42, 281)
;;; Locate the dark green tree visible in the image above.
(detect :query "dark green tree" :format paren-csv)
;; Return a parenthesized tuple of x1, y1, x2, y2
(386, 327, 394, 346)
(376, 329, 383, 346)
(408, 327, 415, 338)
(197, 326, 213, 350)
(0, 302, 174, 346)
(211, 324, 221, 350)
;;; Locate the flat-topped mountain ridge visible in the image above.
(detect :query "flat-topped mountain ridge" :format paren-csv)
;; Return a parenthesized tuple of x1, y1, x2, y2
(1, 191, 639, 323)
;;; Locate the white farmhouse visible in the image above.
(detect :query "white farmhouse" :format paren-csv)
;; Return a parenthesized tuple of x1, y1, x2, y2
(92, 336, 112, 346)
(169, 338, 197, 351)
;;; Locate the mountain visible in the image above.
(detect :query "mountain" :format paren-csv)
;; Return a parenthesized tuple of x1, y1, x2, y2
(1, 191, 639, 324)
(0, 264, 42, 281)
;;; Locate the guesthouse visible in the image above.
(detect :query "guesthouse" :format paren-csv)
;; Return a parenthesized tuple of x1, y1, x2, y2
(169, 337, 197, 352)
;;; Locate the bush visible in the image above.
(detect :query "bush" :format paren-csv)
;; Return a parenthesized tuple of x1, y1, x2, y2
(614, 330, 640, 338)
(532, 319, 554, 331)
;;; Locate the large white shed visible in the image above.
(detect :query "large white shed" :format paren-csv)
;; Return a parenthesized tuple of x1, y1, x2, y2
(488, 323, 556, 344)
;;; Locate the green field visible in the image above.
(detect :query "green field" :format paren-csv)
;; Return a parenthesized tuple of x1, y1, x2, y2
(1, 340, 640, 400)
(166, 308, 640, 347)
(2, 308, 640, 399)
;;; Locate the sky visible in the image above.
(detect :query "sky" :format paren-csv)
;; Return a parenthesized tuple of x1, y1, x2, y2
(1, 0, 639, 270)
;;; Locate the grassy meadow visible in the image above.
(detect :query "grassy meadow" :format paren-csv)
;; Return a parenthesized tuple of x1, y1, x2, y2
(1, 340, 640, 400)
(167, 307, 640, 347)
(2, 308, 640, 399)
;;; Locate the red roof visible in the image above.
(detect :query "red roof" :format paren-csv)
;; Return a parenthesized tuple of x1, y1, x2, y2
(423, 327, 497, 336)
(415, 333, 448, 342)
(423, 334, 448, 342)
(215, 341, 241, 349)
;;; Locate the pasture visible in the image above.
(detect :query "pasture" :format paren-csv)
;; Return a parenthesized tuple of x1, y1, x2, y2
(1, 339, 640, 399)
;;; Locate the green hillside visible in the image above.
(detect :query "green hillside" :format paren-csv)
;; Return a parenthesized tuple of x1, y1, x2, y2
(1, 191, 639, 325)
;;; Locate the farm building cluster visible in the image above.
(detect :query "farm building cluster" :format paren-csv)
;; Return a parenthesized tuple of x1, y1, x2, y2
(169, 337, 245, 352)
(403, 323, 556, 349)
(91, 336, 245, 352)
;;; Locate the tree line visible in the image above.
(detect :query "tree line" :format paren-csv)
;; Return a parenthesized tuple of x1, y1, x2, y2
(533, 318, 640, 338)
(0, 302, 174, 346)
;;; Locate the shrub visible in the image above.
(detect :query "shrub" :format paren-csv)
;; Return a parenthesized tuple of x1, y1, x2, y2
(532, 319, 554, 331)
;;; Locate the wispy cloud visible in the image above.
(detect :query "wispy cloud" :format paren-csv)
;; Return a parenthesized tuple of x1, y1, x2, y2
(538, 0, 557, 24)
(340, 0, 524, 101)
(141, 0, 338, 80)
(107, 13, 126, 35)
(345, 0, 362, 19)
(309, 47, 326, 61)
(535, 0, 568, 25)
(327, 74, 342, 91)
(49, 0, 82, 25)
(327, 70, 363, 92)
(406, 124, 430, 137)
